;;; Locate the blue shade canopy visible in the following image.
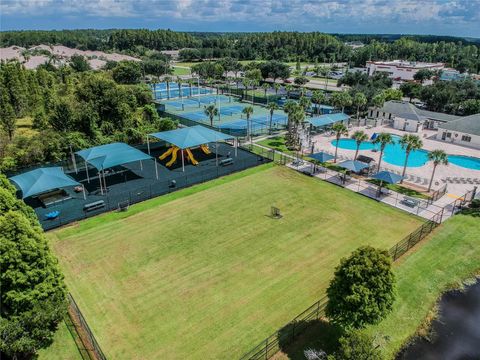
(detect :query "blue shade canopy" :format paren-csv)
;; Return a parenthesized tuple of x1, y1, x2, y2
(370, 133, 378, 141)
(9, 167, 81, 199)
(371, 171, 404, 184)
(306, 112, 349, 127)
(76, 143, 152, 170)
(149, 125, 234, 149)
(309, 152, 335, 163)
(337, 160, 370, 172)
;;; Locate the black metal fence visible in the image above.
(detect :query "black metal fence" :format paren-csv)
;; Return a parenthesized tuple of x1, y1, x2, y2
(429, 183, 448, 204)
(41, 153, 272, 231)
(67, 294, 107, 360)
(239, 208, 444, 360)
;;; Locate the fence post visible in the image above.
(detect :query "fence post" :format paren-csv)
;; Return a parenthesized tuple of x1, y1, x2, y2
(393, 243, 399, 261)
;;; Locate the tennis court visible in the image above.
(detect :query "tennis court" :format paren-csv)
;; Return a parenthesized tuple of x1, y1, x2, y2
(151, 82, 212, 100)
(198, 94, 232, 104)
(164, 98, 201, 110)
(219, 104, 246, 116)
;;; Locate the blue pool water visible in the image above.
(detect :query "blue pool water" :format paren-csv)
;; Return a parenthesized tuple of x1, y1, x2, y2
(331, 135, 480, 170)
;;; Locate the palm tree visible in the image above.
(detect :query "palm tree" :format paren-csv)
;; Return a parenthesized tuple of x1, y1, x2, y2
(352, 130, 368, 160)
(164, 76, 172, 100)
(266, 102, 279, 134)
(311, 90, 325, 115)
(262, 82, 270, 101)
(242, 106, 254, 140)
(187, 79, 194, 97)
(399, 134, 423, 182)
(332, 122, 348, 163)
(177, 76, 183, 99)
(285, 84, 294, 99)
(299, 96, 311, 112)
(427, 150, 448, 192)
(273, 83, 281, 95)
(204, 104, 218, 127)
(242, 79, 250, 101)
(372, 133, 394, 172)
(353, 92, 367, 122)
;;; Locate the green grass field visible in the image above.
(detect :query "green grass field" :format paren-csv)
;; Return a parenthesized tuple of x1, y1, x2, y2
(38, 321, 82, 360)
(274, 213, 480, 359)
(47, 165, 423, 359)
(172, 66, 191, 76)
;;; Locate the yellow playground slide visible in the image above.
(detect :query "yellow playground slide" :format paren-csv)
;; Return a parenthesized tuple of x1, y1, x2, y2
(185, 148, 199, 165)
(200, 144, 211, 155)
(166, 147, 179, 167)
(160, 146, 175, 160)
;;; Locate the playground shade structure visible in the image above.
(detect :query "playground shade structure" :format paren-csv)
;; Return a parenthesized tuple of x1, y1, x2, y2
(76, 142, 153, 170)
(9, 167, 81, 199)
(149, 125, 234, 150)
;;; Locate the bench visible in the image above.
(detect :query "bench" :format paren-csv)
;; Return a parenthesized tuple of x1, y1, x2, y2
(83, 200, 105, 212)
(219, 158, 234, 166)
(400, 197, 420, 208)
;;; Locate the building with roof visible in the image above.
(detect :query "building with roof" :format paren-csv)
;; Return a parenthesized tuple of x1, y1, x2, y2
(436, 114, 480, 149)
(368, 100, 460, 133)
(366, 60, 445, 81)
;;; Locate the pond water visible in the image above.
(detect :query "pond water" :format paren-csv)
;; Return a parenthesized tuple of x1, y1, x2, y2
(399, 279, 480, 360)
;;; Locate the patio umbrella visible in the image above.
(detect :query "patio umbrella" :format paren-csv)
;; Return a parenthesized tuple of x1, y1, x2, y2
(370, 132, 378, 141)
(337, 160, 370, 173)
(371, 171, 403, 184)
(309, 152, 334, 163)
(371, 170, 404, 197)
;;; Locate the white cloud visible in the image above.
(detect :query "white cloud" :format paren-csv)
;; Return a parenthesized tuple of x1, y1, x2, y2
(1, 0, 479, 30)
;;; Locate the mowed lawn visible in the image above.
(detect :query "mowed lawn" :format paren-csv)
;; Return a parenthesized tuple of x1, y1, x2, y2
(48, 165, 423, 359)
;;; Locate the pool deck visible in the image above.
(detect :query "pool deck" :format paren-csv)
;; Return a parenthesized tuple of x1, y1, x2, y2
(312, 125, 480, 197)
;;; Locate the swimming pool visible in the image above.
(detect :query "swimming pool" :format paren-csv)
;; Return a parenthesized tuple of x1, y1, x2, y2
(331, 135, 480, 170)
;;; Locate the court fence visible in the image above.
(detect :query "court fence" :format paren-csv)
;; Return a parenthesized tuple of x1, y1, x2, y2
(67, 294, 107, 360)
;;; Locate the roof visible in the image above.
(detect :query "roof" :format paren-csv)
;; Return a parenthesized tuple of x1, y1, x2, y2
(438, 114, 480, 136)
(337, 160, 370, 172)
(9, 167, 81, 199)
(149, 125, 234, 149)
(76, 143, 152, 170)
(379, 101, 460, 123)
(306, 112, 349, 127)
(371, 171, 403, 184)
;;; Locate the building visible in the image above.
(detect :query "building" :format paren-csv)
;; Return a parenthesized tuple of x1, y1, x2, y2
(439, 68, 469, 81)
(368, 100, 460, 132)
(366, 60, 445, 81)
(436, 114, 480, 149)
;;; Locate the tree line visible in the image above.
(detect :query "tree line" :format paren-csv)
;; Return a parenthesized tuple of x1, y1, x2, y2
(0, 60, 176, 173)
(2, 30, 479, 73)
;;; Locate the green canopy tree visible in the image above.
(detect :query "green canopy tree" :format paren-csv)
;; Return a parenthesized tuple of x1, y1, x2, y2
(112, 61, 142, 84)
(427, 149, 449, 192)
(0, 102, 16, 140)
(399, 134, 423, 182)
(0, 190, 67, 359)
(326, 246, 396, 329)
(333, 331, 383, 360)
(331, 91, 352, 113)
(69, 54, 91, 72)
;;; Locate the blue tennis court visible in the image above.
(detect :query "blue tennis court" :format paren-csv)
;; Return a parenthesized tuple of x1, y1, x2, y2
(251, 113, 288, 126)
(219, 104, 245, 116)
(183, 111, 209, 121)
(198, 95, 232, 104)
(165, 98, 201, 110)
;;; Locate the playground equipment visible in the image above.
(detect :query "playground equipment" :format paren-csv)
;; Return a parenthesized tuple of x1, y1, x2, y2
(200, 144, 211, 154)
(160, 145, 203, 167)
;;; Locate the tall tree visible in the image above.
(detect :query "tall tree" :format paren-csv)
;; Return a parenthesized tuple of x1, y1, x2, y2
(372, 133, 394, 172)
(427, 150, 449, 192)
(0, 102, 16, 140)
(204, 104, 218, 127)
(0, 189, 67, 359)
(352, 92, 367, 122)
(326, 246, 396, 329)
(331, 91, 352, 113)
(332, 122, 348, 163)
(266, 102, 279, 134)
(352, 130, 368, 160)
(311, 90, 326, 115)
(242, 106, 254, 140)
(399, 134, 423, 182)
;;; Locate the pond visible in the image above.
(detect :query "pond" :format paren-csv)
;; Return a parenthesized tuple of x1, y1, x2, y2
(399, 279, 480, 360)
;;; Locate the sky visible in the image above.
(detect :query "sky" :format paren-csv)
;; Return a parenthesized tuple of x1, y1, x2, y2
(1, 0, 480, 38)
